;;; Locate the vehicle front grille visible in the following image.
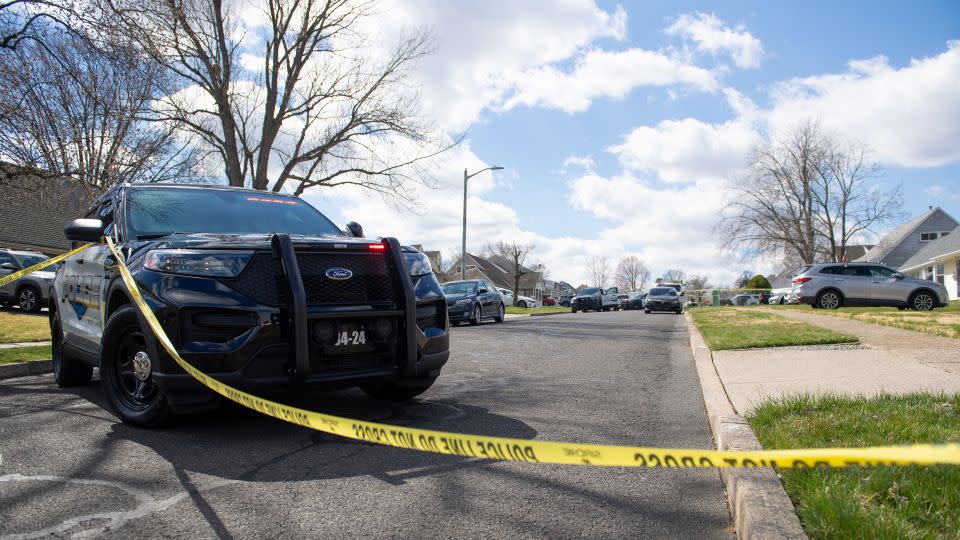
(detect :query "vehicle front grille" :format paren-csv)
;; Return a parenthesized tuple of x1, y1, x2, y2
(416, 302, 445, 330)
(224, 251, 395, 306)
(181, 310, 258, 343)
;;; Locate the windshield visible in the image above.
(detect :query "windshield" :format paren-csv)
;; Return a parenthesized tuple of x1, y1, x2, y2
(628, 292, 643, 299)
(13, 253, 48, 268)
(649, 287, 677, 296)
(125, 188, 344, 238)
(579, 288, 600, 295)
(442, 282, 478, 295)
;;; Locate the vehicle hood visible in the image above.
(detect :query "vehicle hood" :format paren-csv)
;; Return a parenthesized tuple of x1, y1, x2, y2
(30, 270, 56, 280)
(136, 232, 371, 250)
(443, 293, 474, 302)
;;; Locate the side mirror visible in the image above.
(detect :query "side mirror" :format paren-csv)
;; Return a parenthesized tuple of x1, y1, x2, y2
(478, 287, 488, 294)
(346, 221, 364, 238)
(0, 262, 15, 270)
(64, 218, 105, 242)
(893, 272, 905, 280)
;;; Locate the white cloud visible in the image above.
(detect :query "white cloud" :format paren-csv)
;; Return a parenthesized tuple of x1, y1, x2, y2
(608, 91, 759, 183)
(765, 41, 960, 167)
(497, 47, 719, 114)
(666, 12, 764, 69)
(562, 154, 595, 172)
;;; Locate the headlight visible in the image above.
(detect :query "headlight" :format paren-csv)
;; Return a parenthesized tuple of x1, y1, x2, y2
(454, 298, 473, 306)
(144, 250, 252, 277)
(403, 251, 433, 277)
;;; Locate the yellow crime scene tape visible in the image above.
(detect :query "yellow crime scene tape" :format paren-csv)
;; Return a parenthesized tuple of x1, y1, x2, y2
(16, 238, 960, 468)
(0, 243, 93, 289)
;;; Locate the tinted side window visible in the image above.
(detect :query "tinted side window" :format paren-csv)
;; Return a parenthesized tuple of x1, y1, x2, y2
(820, 266, 841, 275)
(870, 266, 898, 278)
(0, 253, 17, 267)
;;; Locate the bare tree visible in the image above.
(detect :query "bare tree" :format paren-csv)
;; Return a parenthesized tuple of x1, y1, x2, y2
(0, 1, 75, 49)
(492, 241, 534, 306)
(812, 140, 902, 262)
(660, 268, 686, 283)
(99, 0, 457, 200)
(587, 255, 611, 289)
(614, 255, 649, 292)
(719, 120, 902, 264)
(684, 273, 710, 305)
(0, 31, 200, 199)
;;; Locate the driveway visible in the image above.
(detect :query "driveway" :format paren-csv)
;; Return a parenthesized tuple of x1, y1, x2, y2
(0, 311, 731, 539)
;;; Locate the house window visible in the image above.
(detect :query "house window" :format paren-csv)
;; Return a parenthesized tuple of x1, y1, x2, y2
(924, 266, 934, 281)
(920, 233, 937, 241)
(936, 264, 945, 285)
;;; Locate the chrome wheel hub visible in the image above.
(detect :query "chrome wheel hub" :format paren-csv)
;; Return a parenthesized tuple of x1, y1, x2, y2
(132, 351, 152, 382)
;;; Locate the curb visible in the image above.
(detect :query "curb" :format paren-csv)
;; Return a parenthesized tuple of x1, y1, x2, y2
(0, 359, 53, 380)
(528, 311, 570, 317)
(684, 313, 806, 540)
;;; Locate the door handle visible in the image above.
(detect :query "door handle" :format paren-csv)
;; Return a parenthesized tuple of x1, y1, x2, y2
(76, 258, 84, 264)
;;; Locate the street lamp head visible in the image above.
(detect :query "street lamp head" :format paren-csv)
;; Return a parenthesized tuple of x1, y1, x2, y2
(490, 166, 504, 171)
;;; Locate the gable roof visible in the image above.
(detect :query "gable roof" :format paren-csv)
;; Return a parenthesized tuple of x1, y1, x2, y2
(462, 253, 514, 290)
(856, 207, 958, 264)
(0, 164, 95, 254)
(900, 225, 960, 271)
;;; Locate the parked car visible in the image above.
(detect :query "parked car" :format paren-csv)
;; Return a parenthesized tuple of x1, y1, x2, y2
(498, 288, 537, 308)
(570, 288, 601, 312)
(792, 262, 949, 311)
(644, 287, 683, 314)
(443, 280, 505, 325)
(730, 294, 761, 306)
(542, 296, 557, 306)
(0, 248, 53, 312)
(620, 292, 645, 310)
(558, 294, 573, 307)
(616, 294, 629, 309)
(50, 183, 451, 426)
(768, 288, 794, 305)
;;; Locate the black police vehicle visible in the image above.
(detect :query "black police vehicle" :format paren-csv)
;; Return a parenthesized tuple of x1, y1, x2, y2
(49, 184, 450, 427)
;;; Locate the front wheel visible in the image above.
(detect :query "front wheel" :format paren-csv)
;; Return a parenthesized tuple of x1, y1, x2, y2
(469, 305, 482, 326)
(816, 290, 842, 310)
(494, 303, 505, 323)
(361, 376, 437, 401)
(910, 291, 936, 311)
(518, 300, 528, 308)
(17, 285, 42, 313)
(644, 309, 651, 314)
(100, 306, 172, 427)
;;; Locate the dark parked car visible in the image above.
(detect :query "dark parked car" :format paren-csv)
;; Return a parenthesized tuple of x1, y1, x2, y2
(570, 287, 602, 312)
(50, 184, 450, 427)
(558, 294, 573, 307)
(644, 287, 683, 314)
(620, 292, 645, 310)
(442, 280, 505, 325)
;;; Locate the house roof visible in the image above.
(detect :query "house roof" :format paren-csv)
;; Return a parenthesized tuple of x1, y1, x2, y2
(464, 253, 514, 290)
(856, 207, 955, 264)
(841, 244, 873, 260)
(0, 164, 95, 254)
(900, 225, 960, 271)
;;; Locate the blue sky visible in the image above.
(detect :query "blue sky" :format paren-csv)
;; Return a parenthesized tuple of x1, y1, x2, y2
(303, 0, 960, 286)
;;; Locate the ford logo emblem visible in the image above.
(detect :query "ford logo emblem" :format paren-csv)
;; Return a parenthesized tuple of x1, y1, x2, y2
(325, 268, 353, 280)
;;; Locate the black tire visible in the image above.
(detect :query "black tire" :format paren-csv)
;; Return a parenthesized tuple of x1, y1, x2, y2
(518, 300, 528, 308)
(675, 309, 682, 314)
(571, 308, 578, 313)
(494, 303, 505, 323)
(100, 305, 172, 427)
(469, 305, 481, 326)
(644, 309, 651, 314)
(51, 317, 92, 387)
(815, 290, 842, 310)
(16, 285, 42, 313)
(361, 376, 438, 401)
(910, 290, 936, 312)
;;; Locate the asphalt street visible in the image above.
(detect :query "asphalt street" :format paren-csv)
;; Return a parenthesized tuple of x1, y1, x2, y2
(0, 310, 732, 539)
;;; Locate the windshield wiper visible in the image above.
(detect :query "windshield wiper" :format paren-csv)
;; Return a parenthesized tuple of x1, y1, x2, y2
(136, 232, 184, 240)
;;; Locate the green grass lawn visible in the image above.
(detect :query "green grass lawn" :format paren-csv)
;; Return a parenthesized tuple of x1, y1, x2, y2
(0, 344, 52, 364)
(749, 393, 960, 539)
(689, 307, 858, 350)
(0, 311, 51, 343)
(505, 305, 570, 315)
(772, 301, 960, 340)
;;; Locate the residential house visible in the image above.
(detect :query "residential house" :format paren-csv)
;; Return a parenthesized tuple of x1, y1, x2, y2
(0, 164, 94, 254)
(855, 207, 959, 269)
(448, 253, 543, 303)
(899, 224, 960, 301)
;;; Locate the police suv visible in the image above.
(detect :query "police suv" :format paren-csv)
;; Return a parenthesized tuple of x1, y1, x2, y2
(50, 184, 450, 427)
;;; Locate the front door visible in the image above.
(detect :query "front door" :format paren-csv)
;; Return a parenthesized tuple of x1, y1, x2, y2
(868, 265, 913, 304)
(834, 266, 872, 302)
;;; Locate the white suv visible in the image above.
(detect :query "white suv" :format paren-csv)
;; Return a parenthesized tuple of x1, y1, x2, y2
(792, 262, 949, 311)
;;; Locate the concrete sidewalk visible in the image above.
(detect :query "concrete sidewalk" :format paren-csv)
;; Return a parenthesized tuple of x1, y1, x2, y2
(760, 308, 960, 375)
(712, 309, 960, 414)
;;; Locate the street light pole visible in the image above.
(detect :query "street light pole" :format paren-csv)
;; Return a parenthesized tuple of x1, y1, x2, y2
(461, 165, 503, 280)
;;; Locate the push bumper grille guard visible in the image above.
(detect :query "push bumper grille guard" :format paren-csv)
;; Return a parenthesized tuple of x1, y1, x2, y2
(271, 233, 419, 381)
